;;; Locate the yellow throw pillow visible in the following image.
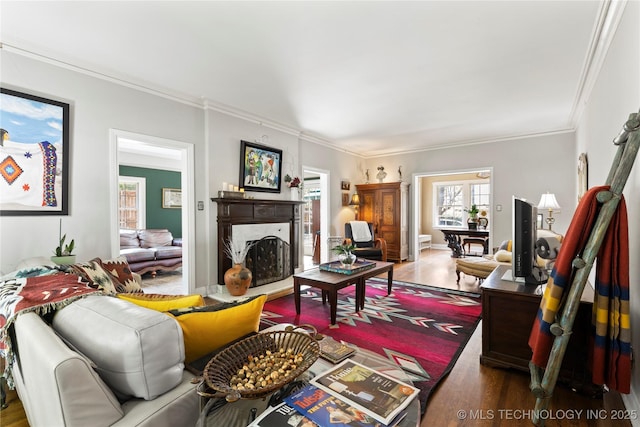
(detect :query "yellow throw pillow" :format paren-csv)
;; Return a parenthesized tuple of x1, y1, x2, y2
(167, 294, 267, 363)
(117, 293, 205, 312)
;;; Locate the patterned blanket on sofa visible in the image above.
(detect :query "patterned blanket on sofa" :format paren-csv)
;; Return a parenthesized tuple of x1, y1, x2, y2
(0, 271, 100, 387)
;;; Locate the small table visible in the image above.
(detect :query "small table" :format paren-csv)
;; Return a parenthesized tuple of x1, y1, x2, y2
(293, 261, 394, 325)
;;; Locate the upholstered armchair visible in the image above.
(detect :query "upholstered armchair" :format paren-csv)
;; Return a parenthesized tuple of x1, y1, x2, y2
(344, 222, 388, 262)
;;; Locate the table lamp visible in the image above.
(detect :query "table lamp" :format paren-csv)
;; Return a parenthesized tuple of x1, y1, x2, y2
(537, 192, 561, 231)
(349, 193, 360, 219)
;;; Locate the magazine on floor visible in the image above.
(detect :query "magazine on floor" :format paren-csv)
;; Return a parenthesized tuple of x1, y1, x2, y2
(310, 359, 419, 425)
(284, 384, 407, 427)
(248, 402, 319, 427)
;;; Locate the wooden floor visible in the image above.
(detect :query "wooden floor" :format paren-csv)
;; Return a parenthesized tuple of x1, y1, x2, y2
(1, 249, 629, 426)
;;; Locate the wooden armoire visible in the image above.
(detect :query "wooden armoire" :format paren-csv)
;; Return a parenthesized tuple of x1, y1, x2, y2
(355, 182, 409, 262)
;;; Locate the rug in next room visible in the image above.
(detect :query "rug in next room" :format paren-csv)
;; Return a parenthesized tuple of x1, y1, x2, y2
(259, 277, 483, 414)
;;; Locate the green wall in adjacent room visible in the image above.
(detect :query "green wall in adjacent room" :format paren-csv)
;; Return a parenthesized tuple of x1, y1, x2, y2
(119, 166, 182, 238)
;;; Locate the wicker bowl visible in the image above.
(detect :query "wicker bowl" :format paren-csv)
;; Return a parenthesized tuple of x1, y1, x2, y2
(202, 325, 321, 401)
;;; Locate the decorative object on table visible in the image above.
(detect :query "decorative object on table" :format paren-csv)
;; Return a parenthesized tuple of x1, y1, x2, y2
(332, 242, 357, 268)
(162, 187, 182, 208)
(319, 259, 375, 275)
(223, 238, 254, 296)
(376, 165, 387, 183)
(365, 168, 370, 183)
(537, 192, 561, 231)
(319, 336, 356, 364)
(398, 165, 403, 181)
(578, 153, 588, 202)
(51, 219, 76, 265)
(465, 204, 479, 229)
(261, 278, 482, 415)
(284, 174, 301, 200)
(349, 192, 360, 218)
(0, 88, 70, 216)
(201, 325, 321, 402)
(239, 140, 283, 193)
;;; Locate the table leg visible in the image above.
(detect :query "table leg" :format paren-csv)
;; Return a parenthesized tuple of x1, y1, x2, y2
(329, 289, 338, 325)
(355, 280, 362, 312)
(387, 267, 394, 295)
(294, 278, 301, 315)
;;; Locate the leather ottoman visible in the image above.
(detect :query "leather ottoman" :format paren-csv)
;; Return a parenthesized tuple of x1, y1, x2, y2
(455, 256, 499, 283)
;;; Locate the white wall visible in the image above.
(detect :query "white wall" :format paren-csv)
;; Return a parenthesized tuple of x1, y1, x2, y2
(299, 140, 363, 237)
(575, 0, 640, 415)
(0, 51, 207, 277)
(361, 131, 576, 249)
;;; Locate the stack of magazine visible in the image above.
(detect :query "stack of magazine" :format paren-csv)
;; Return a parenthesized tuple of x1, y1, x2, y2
(249, 359, 419, 427)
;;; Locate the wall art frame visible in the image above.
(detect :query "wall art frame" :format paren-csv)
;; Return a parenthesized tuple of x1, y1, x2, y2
(341, 180, 351, 191)
(0, 88, 70, 216)
(162, 187, 182, 209)
(239, 140, 283, 193)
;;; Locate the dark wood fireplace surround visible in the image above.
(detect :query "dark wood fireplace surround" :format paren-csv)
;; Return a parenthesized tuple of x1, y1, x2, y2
(211, 198, 304, 286)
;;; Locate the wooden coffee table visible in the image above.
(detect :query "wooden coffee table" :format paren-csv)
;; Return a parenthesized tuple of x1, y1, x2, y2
(293, 261, 394, 325)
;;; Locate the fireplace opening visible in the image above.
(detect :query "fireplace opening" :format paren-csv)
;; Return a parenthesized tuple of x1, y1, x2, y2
(245, 235, 291, 287)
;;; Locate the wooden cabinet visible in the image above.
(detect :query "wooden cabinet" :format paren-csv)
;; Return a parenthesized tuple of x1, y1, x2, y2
(355, 182, 409, 262)
(480, 265, 595, 390)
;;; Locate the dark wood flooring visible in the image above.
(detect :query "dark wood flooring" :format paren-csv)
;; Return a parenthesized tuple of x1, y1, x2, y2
(0, 249, 630, 426)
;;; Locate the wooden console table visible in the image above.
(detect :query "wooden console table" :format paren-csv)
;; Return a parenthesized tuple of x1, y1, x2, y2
(480, 265, 595, 391)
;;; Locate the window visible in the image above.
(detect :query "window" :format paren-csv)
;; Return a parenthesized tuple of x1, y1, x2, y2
(119, 176, 146, 230)
(433, 180, 490, 227)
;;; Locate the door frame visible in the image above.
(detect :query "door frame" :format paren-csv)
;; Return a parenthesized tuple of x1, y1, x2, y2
(302, 165, 330, 263)
(411, 167, 493, 261)
(109, 129, 195, 293)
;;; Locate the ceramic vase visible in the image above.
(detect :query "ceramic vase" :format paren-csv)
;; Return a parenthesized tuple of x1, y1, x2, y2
(224, 263, 252, 296)
(290, 187, 300, 201)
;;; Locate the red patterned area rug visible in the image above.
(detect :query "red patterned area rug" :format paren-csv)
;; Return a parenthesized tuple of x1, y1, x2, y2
(259, 277, 482, 414)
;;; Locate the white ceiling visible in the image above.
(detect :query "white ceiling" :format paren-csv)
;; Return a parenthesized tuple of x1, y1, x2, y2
(1, 1, 613, 157)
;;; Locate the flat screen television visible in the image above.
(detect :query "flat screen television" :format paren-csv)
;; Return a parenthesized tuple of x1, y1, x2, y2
(512, 197, 548, 285)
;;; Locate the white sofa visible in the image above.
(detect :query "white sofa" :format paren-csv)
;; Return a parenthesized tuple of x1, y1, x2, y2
(11, 295, 200, 427)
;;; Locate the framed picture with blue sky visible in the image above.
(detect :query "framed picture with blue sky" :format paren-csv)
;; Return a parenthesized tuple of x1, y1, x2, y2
(0, 88, 70, 215)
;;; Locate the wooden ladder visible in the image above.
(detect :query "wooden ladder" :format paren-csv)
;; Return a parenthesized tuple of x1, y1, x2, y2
(528, 110, 640, 426)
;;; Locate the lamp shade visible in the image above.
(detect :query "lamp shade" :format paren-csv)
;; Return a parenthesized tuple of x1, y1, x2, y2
(537, 193, 561, 210)
(349, 193, 360, 206)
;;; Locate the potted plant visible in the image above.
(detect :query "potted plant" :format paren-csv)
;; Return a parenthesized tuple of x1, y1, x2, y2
(465, 204, 480, 229)
(223, 238, 255, 296)
(332, 242, 357, 268)
(51, 220, 76, 265)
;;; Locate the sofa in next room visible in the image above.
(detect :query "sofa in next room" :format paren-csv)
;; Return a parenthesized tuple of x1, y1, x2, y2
(120, 229, 183, 277)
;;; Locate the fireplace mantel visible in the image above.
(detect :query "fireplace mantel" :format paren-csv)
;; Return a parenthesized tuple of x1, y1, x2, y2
(211, 198, 305, 285)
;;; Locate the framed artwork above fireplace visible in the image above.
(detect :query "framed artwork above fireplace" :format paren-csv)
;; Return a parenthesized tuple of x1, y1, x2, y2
(239, 140, 283, 193)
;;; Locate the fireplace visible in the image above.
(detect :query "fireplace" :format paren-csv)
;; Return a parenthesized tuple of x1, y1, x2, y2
(245, 236, 291, 286)
(211, 198, 304, 287)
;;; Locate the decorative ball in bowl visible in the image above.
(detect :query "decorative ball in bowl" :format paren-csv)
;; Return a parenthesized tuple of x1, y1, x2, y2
(202, 325, 321, 401)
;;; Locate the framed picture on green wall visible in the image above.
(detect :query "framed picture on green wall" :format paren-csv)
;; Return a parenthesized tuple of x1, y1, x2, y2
(162, 188, 182, 209)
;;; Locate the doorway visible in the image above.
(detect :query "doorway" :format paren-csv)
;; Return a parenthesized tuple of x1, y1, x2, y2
(412, 168, 493, 261)
(109, 129, 195, 294)
(302, 166, 330, 268)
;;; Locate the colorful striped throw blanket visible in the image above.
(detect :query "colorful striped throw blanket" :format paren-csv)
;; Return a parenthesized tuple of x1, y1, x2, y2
(528, 185, 630, 393)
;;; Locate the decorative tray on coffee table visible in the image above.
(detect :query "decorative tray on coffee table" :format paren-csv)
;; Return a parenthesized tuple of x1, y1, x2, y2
(319, 259, 376, 275)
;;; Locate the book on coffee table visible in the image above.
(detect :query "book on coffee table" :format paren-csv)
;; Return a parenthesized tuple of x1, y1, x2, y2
(319, 336, 356, 364)
(319, 259, 376, 275)
(310, 359, 419, 425)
